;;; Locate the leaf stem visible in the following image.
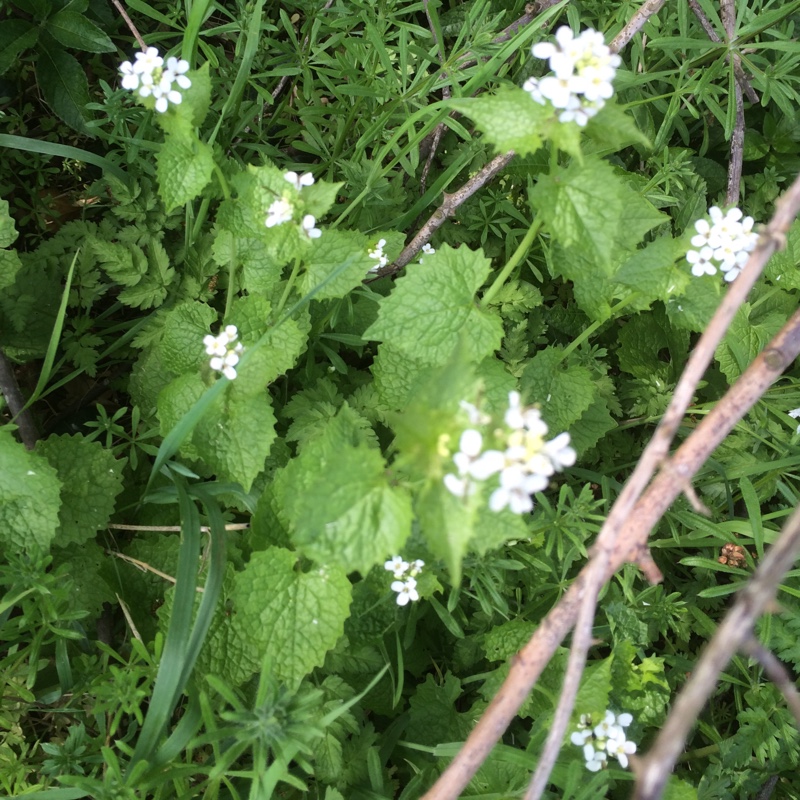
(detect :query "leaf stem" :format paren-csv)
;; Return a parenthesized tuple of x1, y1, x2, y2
(275, 256, 303, 318)
(481, 217, 543, 306)
(558, 295, 638, 361)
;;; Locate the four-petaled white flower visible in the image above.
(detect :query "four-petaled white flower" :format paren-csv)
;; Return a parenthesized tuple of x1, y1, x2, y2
(266, 197, 294, 228)
(419, 242, 435, 263)
(391, 577, 419, 606)
(384, 555, 409, 579)
(284, 171, 315, 191)
(605, 730, 637, 768)
(203, 325, 244, 380)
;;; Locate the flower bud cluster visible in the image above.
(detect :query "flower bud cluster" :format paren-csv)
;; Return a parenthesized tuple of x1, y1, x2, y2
(686, 206, 758, 282)
(523, 27, 621, 127)
(203, 325, 244, 380)
(443, 392, 576, 514)
(384, 556, 425, 606)
(265, 171, 321, 238)
(120, 47, 191, 113)
(570, 711, 637, 771)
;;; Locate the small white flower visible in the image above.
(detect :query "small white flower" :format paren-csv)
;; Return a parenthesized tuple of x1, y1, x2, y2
(266, 197, 294, 227)
(789, 408, 800, 434)
(570, 729, 592, 746)
(543, 432, 577, 470)
(205, 326, 244, 380)
(444, 472, 473, 497)
(134, 47, 163, 75)
(408, 559, 425, 577)
(686, 246, 717, 277)
(605, 731, 637, 768)
(391, 577, 419, 606)
(284, 171, 315, 191)
(368, 238, 389, 272)
(583, 743, 607, 772)
(384, 556, 409, 577)
(119, 61, 139, 90)
(164, 56, 191, 90)
(522, 76, 546, 104)
(594, 711, 621, 739)
(419, 242, 435, 263)
(301, 214, 322, 239)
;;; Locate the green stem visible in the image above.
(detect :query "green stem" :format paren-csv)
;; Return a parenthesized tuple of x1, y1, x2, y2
(224, 235, 238, 322)
(558, 295, 638, 361)
(274, 256, 302, 318)
(677, 743, 719, 762)
(481, 217, 543, 306)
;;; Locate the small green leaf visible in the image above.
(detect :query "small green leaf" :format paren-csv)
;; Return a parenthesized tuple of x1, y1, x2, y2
(35, 434, 125, 548)
(300, 229, 373, 300)
(156, 133, 214, 213)
(616, 236, 691, 308)
(0, 429, 62, 555)
(159, 301, 217, 374)
(46, 10, 115, 53)
(36, 44, 92, 135)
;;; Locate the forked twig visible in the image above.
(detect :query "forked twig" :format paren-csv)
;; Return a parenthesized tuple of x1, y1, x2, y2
(634, 502, 800, 799)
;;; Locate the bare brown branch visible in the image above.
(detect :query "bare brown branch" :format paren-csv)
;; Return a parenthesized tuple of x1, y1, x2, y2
(111, 0, 146, 50)
(610, 0, 668, 53)
(721, 0, 745, 205)
(634, 502, 800, 800)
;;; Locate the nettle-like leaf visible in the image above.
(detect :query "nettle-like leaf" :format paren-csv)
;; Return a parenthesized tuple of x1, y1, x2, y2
(276, 405, 412, 574)
(118, 239, 176, 309)
(615, 236, 691, 310)
(228, 547, 352, 689)
(406, 672, 473, 747)
(0, 429, 62, 555)
(300, 229, 374, 301)
(157, 62, 212, 132)
(617, 304, 690, 380)
(159, 300, 217, 374)
(0, 199, 22, 292)
(364, 243, 503, 367)
(715, 300, 786, 383)
(156, 116, 215, 214)
(212, 231, 283, 296)
(35, 434, 125, 548)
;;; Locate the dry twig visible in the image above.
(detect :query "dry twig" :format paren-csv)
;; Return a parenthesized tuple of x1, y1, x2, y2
(0, 349, 38, 449)
(721, 0, 745, 205)
(111, 0, 146, 50)
(634, 501, 800, 799)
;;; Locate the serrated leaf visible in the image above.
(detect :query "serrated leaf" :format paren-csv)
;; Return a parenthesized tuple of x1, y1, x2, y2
(118, 240, 176, 308)
(92, 238, 148, 286)
(452, 89, 551, 157)
(616, 236, 691, 308)
(159, 301, 217, 374)
(278, 406, 411, 573)
(36, 44, 92, 135)
(0, 199, 19, 249)
(46, 10, 114, 52)
(156, 133, 214, 213)
(483, 619, 535, 661)
(364, 244, 503, 367)
(584, 101, 652, 154)
(212, 231, 284, 296)
(156, 62, 212, 131)
(35, 434, 124, 547)
(371, 343, 432, 411)
(300, 229, 373, 300)
(520, 347, 596, 433)
(0, 19, 38, 76)
(715, 303, 785, 383)
(0, 430, 62, 555)
(569, 396, 616, 455)
(406, 672, 472, 746)
(229, 547, 352, 688)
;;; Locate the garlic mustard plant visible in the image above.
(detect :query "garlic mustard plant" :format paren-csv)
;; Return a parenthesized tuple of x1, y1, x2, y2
(265, 198, 295, 228)
(203, 325, 244, 380)
(384, 556, 425, 605)
(444, 391, 576, 514)
(524, 27, 621, 127)
(119, 47, 191, 113)
(570, 711, 636, 772)
(686, 206, 759, 281)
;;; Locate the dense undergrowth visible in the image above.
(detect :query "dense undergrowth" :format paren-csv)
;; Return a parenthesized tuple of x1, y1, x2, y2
(2, 0, 800, 797)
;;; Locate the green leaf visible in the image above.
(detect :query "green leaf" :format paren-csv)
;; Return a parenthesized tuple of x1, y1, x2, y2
(118, 239, 176, 309)
(715, 302, 785, 383)
(35, 434, 124, 547)
(662, 778, 698, 800)
(406, 672, 472, 746)
(364, 244, 503, 367)
(45, 10, 115, 53)
(278, 406, 412, 573)
(483, 619, 536, 661)
(0, 199, 19, 250)
(0, 19, 38, 75)
(584, 100, 652, 154)
(451, 88, 552, 157)
(36, 43, 92, 135)
(159, 301, 217, 374)
(530, 157, 624, 268)
(300, 229, 374, 300)
(615, 236, 691, 309)
(229, 547, 352, 688)
(213, 232, 283, 296)
(91, 238, 148, 286)
(0, 429, 62, 555)
(156, 132, 214, 213)
(520, 347, 596, 433)
(0, 199, 22, 292)
(160, 62, 212, 131)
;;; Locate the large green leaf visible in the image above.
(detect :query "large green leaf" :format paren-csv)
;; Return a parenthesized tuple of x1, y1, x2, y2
(46, 10, 115, 53)
(36, 43, 92, 135)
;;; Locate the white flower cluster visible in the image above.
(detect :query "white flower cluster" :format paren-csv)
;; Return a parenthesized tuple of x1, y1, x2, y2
(443, 392, 576, 514)
(368, 238, 388, 272)
(686, 206, 758, 282)
(119, 47, 191, 113)
(265, 171, 321, 238)
(384, 556, 424, 606)
(203, 325, 244, 380)
(523, 27, 621, 127)
(571, 711, 637, 771)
